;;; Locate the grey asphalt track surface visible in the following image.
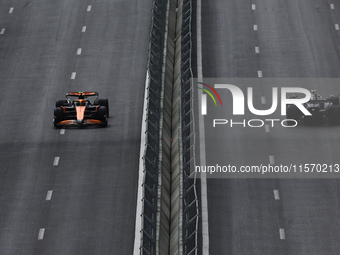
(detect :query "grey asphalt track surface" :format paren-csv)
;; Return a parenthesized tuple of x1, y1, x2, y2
(200, 0, 340, 254)
(0, 1, 152, 254)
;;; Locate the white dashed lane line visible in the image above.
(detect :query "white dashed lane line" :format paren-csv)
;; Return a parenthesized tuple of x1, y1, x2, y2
(269, 155, 275, 165)
(46, 190, 53, 201)
(9, 7, 14, 13)
(335, 24, 339, 30)
(258, 70, 262, 77)
(274, 190, 280, 200)
(0, 28, 5, 35)
(261, 96, 266, 104)
(87, 5, 92, 12)
(60, 128, 65, 135)
(331, 3, 335, 9)
(279, 228, 286, 240)
(71, 72, 76, 79)
(255, 46, 260, 53)
(82, 26, 87, 32)
(77, 48, 82, 55)
(38, 228, 45, 240)
(252, 4, 256, 10)
(53, 157, 60, 166)
(253, 24, 258, 31)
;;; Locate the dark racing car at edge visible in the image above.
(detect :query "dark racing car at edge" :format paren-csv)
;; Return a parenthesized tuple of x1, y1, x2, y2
(286, 90, 340, 125)
(53, 92, 109, 127)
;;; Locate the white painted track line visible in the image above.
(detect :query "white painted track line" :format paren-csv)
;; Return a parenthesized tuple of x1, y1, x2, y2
(274, 190, 280, 200)
(9, 7, 14, 13)
(38, 228, 45, 240)
(0, 28, 5, 35)
(60, 129, 65, 135)
(71, 72, 76, 79)
(53, 157, 60, 166)
(335, 24, 339, 30)
(81, 26, 87, 32)
(258, 70, 263, 77)
(252, 4, 256, 10)
(331, 4, 335, 9)
(261, 96, 266, 104)
(133, 71, 150, 255)
(255, 46, 260, 53)
(46, 190, 53, 201)
(87, 5, 92, 12)
(279, 228, 286, 240)
(269, 155, 275, 165)
(77, 48, 82, 55)
(197, 0, 209, 253)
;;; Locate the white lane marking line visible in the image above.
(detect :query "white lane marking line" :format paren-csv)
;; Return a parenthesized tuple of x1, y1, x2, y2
(46, 190, 53, 201)
(261, 96, 266, 104)
(197, 0, 209, 254)
(254, 24, 258, 31)
(269, 155, 275, 165)
(71, 72, 76, 79)
(87, 5, 92, 12)
(60, 129, 65, 135)
(0, 28, 5, 35)
(82, 26, 87, 32)
(336, 24, 339, 30)
(258, 70, 263, 78)
(133, 71, 150, 255)
(38, 228, 45, 240)
(331, 4, 335, 9)
(279, 228, 286, 240)
(265, 124, 270, 133)
(274, 190, 280, 200)
(255, 46, 260, 53)
(252, 4, 256, 10)
(9, 7, 14, 13)
(53, 157, 60, 166)
(77, 48, 82, 55)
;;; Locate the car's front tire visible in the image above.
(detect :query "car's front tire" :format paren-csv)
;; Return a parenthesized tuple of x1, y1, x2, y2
(95, 99, 109, 117)
(97, 106, 108, 127)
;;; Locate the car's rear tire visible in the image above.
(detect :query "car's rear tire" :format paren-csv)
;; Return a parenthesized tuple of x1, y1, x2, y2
(56, 99, 68, 107)
(97, 106, 108, 127)
(329, 105, 340, 124)
(286, 105, 301, 126)
(95, 99, 109, 117)
(54, 107, 64, 127)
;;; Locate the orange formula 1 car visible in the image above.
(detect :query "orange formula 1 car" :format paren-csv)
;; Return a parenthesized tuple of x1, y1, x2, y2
(53, 92, 109, 127)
